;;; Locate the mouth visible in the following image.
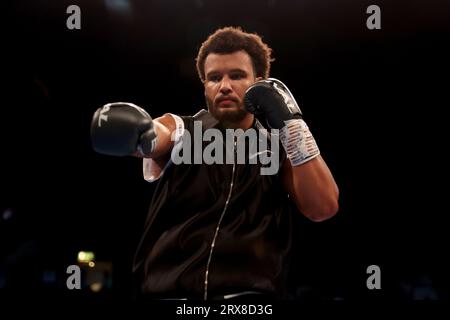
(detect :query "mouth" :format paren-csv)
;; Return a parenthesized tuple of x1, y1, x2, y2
(216, 97, 238, 107)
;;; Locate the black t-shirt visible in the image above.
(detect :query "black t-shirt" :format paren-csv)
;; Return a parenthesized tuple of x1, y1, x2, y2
(133, 111, 293, 299)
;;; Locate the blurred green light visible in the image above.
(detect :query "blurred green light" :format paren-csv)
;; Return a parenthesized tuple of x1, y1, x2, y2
(77, 251, 95, 263)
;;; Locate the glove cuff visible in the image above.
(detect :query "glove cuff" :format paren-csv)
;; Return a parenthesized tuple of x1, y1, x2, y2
(138, 129, 158, 156)
(279, 119, 320, 166)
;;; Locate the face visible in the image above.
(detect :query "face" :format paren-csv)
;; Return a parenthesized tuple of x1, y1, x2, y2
(203, 50, 258, 125)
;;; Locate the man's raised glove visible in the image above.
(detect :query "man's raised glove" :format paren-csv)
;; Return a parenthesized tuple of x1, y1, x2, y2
(244, 78, 320, 166)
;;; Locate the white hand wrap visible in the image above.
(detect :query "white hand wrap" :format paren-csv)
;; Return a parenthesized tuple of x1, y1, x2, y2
(279, 119, 320, 166)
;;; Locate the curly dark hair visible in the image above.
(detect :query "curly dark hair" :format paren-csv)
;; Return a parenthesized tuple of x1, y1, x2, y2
(196, 26, 273, 82)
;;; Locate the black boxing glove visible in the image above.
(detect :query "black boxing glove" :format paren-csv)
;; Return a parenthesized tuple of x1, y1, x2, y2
(244, 78, 320, 166)
(90, 102, 157, 156)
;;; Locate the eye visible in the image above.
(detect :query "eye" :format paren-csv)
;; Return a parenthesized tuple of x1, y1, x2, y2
(230, 73, 245, 80)
(208, 75, 221, 82)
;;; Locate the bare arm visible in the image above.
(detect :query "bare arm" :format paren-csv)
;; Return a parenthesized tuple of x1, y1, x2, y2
(282, 155, 339, 222)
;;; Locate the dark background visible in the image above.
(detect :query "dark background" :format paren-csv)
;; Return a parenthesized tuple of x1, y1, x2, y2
(2, 0, 449, 302)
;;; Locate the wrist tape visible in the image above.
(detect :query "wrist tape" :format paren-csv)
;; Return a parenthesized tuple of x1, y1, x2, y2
(279, 119, 320, 166)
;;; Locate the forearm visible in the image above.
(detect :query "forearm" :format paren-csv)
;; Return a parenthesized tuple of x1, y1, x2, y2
(244, 78, 339, 220)
(289, 156, 339, 221)
(145, 120, 174, 158)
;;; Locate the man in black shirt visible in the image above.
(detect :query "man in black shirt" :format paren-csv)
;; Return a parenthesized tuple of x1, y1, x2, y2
(91, 27, 339, 300)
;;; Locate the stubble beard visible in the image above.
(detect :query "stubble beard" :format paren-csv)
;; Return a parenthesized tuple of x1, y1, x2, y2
(205, 96, 248, 126)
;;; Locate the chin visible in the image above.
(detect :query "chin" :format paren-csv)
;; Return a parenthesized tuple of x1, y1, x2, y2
(206, 98, 248, 124)
(212, 107, 247, 123)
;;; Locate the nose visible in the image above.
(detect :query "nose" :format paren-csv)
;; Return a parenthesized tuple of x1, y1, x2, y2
(219, 76, 232, 95)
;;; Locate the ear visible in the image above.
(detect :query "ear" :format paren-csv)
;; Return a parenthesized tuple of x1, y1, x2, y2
(255, 76, 263, 82)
